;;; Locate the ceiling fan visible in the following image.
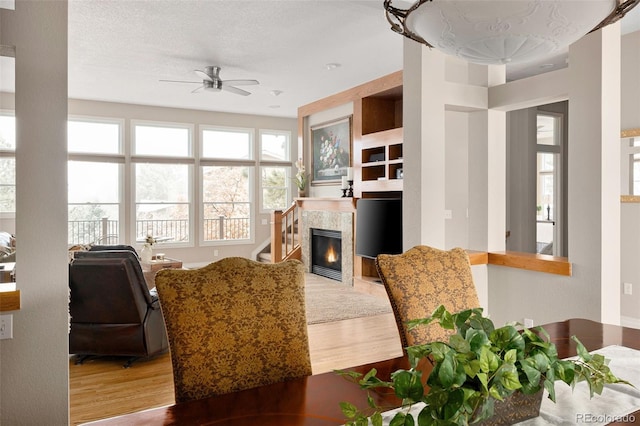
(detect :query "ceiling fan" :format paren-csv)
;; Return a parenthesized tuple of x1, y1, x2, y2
(160, 66, 259, 96)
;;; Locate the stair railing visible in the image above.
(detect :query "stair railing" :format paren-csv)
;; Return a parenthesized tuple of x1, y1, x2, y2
(270, 201, 301, 262)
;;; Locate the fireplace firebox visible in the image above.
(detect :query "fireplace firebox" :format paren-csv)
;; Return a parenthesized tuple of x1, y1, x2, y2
(311, 228, 342, 281)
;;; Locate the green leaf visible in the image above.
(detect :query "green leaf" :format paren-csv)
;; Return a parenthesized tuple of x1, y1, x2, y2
(479, 347, 499, 373)
(476, 372, 489, 392)
(438, 353, 456, 388)
(504, 348, 517, 364)
(463, 359, 481, 379)
(490, 325, 525, 353)
(466, 329, 489, 353)
(520, 362, 541, 386)
(498, 365, 522, 391)
(449, 334, 470, 353)
(572, 336, 592, 362)
(442, 388, 465, 420)
(339, 401, 359, 419)
(392, 369, 424, 401)
(389, 411, 414, 426)
(371, 412, 383, 426)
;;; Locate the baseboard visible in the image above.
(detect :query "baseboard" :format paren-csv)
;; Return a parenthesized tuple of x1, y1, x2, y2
(621, 316, 640, 330)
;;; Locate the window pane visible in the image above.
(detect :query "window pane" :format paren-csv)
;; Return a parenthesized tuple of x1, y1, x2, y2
(202, 129, 251, 159)
(68, 205, 119, 245)
(68, 161, 121, 244)
(68, 121, 120, 154)
(0, 158, 15, 212)
(261, 166, 288, 210)
(537, 115, 557, 146)
(261, 131, 289, 161)
(136, 163, 190, 242)
(0, 115, 16, 150)
(68, 161, 119, 203)
(203, 166, 251, 241)
(634, 156, 640, 195)
(135, 125, 190, 157)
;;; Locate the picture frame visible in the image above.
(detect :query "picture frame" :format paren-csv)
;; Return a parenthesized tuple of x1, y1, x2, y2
(311, 116, 352, 184)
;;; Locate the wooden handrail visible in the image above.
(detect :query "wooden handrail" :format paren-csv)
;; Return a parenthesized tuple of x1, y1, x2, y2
(270, 202, 301, 263)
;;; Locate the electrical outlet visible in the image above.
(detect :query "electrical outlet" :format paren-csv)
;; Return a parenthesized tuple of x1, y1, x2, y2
(213, 250, 219, 257)
(524, 318, 534, 328)
(0, 314, 13, 339)
(261, 218, 268, 225)
(624, 282, 633, 295)
(444, 210, 453, 219)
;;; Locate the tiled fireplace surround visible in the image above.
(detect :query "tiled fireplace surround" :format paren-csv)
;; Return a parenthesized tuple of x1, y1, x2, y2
(299, 198, 356, 287)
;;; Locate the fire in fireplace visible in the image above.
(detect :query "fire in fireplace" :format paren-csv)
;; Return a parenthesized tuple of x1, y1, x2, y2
(310, 228, 342, 281)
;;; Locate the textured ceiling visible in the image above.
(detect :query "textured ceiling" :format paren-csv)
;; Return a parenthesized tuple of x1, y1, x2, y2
(2, 1, 639, 118)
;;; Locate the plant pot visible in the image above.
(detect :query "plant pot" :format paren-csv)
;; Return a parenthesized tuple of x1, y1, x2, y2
(475, 388, 544, 426)
(297, 188, 307, 198)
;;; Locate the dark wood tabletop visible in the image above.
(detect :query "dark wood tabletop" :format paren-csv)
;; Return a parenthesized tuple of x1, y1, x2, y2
(86, 319, 640, 426)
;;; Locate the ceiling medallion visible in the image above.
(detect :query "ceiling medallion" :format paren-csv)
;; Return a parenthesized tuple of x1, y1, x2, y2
(384, 0, 640, 65)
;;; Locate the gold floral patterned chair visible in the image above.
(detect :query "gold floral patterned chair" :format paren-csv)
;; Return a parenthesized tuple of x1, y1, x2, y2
(155, 257, 311, 403)
(376, 245, 480, 348)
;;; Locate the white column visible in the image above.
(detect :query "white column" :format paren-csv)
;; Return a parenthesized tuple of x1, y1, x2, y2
(568, 23, 621, 324)
(0, 1, 69, 424)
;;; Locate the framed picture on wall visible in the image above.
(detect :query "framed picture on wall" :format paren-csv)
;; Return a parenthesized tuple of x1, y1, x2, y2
(311, 116, 352, 184)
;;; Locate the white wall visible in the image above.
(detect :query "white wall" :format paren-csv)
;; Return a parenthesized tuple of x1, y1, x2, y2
(486, 25, 622, 327)
(1, 1, 70, 424)
(621, 31, 640, 131)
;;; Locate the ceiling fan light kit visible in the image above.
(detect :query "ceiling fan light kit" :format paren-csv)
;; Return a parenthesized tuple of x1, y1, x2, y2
(383, 0, 640, 65)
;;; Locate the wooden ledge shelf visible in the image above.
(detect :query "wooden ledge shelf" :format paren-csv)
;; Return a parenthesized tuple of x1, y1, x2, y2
(488, 251, 571, 276)
(466, 250, 571, 276)
(0, 289, 21, 311)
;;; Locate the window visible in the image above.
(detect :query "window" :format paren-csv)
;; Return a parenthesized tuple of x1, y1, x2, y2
(133, 122, 193, 244)
(536, 113, 562, 255)
(259, 130, 292, 211)
(135, 124, 190, 157)
(202, 166, 252, 242)
(0, 114, 15, 214)
(202, 127, 252, 159)
(67, 119, 123, 244)
(135, 163, 191, 243)
(68, 161, 121, 245)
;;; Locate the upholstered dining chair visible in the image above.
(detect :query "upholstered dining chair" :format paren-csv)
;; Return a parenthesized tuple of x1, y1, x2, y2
(375, 245, 481, 348)
(155, 257, 312, 403)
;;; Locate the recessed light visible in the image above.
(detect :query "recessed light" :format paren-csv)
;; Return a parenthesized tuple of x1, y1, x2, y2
(325, 63, 341, 70)
(540, 63, 554, 69)
(270, 90, 283, 97)
(268, 105, 280, 109)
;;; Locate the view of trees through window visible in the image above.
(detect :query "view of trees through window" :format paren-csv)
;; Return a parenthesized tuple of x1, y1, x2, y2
(3, 116, 294, 246)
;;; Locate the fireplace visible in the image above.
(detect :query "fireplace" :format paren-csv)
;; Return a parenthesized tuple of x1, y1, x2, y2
(311, 228, 342, 281)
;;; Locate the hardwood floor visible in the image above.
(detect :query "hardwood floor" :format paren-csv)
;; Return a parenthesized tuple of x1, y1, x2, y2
(69, 312, 403, 425)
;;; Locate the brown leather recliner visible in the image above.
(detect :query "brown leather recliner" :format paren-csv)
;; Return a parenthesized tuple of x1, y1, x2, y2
(69, 250, 168, 367)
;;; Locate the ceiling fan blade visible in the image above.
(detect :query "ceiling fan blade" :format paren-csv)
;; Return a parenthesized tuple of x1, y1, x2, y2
(222, 85, 251, 96)
(159, 79, 202, 84)
(191, 84, 205, 93)
(223, 79, 259, 86)
(194, 69, 214, 82)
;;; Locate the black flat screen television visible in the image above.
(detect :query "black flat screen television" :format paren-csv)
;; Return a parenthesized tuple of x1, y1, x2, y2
(355, 198, 402, 259)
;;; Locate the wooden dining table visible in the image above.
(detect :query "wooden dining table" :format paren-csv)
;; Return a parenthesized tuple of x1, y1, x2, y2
(86, 319, 640, 425)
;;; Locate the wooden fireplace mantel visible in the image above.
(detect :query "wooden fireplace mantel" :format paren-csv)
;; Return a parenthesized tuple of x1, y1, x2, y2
(296, 197, 357, 212)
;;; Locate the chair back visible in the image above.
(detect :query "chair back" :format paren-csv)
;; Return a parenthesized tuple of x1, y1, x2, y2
(376, 245, 480, 347)
(70, 250, 154, 324)
(155, 257, 311, 403)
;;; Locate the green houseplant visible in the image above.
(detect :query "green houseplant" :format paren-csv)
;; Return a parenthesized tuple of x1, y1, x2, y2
(339, 305, 631, 426)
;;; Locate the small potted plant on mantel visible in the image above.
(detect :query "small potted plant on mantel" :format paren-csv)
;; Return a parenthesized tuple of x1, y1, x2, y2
(339, 305, 632, 426)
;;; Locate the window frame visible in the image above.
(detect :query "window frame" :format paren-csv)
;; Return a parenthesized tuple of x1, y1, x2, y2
(131, 120, 195, 248)
(0, 111, 16, 218)
(258, 129, 293, 213)
(67, 116, 125, 245)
